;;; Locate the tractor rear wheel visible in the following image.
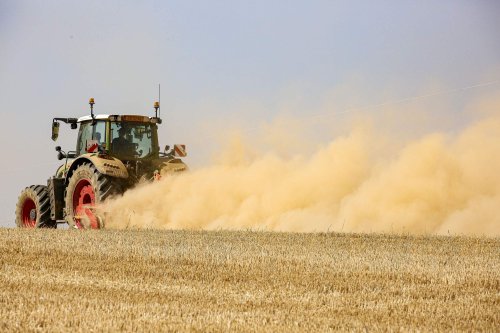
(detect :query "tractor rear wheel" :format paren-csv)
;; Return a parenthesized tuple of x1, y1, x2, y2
(65, 163, 121, 229)
(15, 185, 56, 228)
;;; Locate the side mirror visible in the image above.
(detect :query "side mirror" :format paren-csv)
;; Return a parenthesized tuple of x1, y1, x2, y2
(164, 145, 170, 153)
(71, 123, 77, 130)
(51, 122, 60, 141)
(55, 146, 61, 152)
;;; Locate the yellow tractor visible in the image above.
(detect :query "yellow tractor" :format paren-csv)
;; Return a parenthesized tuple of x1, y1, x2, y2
(15, 98, 187, 229)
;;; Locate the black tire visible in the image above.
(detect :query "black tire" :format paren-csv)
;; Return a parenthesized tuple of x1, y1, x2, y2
(65, 163, 122, 229)
(15, 185, 56, 228)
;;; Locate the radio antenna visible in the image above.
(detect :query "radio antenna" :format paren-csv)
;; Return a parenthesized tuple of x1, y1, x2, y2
(158, 83, 161, 119)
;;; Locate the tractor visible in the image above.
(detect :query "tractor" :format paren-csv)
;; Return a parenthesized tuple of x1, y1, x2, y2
(15, 98, 187, 229)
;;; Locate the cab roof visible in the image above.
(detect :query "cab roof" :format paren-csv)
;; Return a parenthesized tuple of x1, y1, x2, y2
(77, 114, 161, 124)
(77, 114, 110, 122)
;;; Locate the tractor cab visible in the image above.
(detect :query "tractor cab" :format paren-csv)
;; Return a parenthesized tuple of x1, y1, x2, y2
(75, 114, 161, 161)
(50, 98, 187, 182)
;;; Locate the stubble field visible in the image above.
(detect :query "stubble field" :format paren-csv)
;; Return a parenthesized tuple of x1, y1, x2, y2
(0, 228, 498, 332)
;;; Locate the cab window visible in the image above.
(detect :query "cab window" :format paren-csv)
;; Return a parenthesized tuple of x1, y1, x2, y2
(110, 122, 156, 159)
(76, 121, 106, 156)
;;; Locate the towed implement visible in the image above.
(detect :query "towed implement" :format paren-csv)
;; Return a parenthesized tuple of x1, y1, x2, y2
(15, 98, 187, 229)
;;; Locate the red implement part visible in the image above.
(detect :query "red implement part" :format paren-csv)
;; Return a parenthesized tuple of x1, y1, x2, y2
(72, 179, 99, 229)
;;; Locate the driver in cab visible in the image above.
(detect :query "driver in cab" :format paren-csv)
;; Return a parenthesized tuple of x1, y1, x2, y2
(112, 127, 137, 157)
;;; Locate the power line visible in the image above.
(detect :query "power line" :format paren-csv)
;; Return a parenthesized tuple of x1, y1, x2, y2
(309, 79, 500, 121)
(191, 78, 500, 142)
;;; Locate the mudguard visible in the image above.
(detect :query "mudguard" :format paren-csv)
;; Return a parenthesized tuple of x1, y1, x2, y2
(55, 161, 72, 178)
(61, 154, 129, 182)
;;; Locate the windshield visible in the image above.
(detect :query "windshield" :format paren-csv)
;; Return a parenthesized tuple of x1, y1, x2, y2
(110, 122, 158, 159)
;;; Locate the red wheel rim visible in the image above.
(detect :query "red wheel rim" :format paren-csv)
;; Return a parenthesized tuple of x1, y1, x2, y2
(72, 179, 99, 229)
(21, 198, 36, 228)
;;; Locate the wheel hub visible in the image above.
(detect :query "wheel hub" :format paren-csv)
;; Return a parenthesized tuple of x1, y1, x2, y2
(29, 209, 36, 221)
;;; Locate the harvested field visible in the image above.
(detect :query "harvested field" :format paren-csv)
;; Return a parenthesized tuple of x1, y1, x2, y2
(0, 228, 498, 332)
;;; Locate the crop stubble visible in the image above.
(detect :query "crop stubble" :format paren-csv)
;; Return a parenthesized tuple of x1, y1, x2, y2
(0, 228, 498, 332)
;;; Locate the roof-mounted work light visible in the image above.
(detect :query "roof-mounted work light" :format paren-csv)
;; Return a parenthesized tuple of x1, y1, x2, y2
(154, 101, 159, 118)
(89, 98, 96, 124)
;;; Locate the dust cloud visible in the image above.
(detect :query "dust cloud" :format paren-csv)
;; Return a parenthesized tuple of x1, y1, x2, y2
(103, 105, 500, 237)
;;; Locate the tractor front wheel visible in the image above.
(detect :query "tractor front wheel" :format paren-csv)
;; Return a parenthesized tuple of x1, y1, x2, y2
(15, 185, 56, 228)
(65, 163, 121, 229)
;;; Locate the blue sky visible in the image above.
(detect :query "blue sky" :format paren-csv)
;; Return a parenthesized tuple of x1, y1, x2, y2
(0, 1, 499, 226)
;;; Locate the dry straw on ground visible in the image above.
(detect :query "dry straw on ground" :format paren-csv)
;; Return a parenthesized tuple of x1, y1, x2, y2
(0, 228, 498, 332)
